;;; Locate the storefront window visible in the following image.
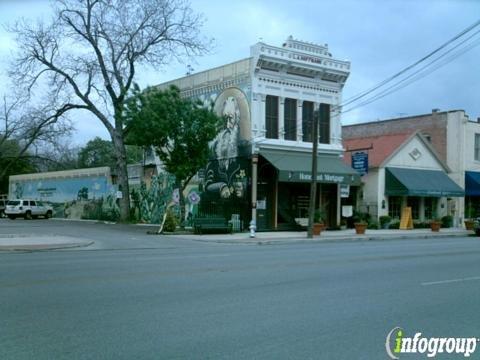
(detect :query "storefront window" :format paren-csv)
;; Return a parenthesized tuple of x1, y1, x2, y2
(284, 98, 297, 141)
(265, 95, 279, 139)
(302, 101, 313, 142)
(388, 196, 401, 219)
(424, 197, 438, 220)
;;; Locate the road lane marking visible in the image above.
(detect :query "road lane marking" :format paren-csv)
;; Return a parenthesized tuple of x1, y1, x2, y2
(421, 276, 480, 286)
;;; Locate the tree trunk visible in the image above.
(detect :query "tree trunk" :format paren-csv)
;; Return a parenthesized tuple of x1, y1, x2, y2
(176, 179, 186, 228)
(111, 129, 130, 222)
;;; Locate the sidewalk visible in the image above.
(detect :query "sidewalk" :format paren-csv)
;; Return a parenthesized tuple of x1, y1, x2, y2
(170, 228, 474, 245)
(0, 234, 94, 251)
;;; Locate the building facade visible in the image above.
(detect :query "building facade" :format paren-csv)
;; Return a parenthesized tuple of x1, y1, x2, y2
(343, 132, 464, 224)
(343, 110, 480, 226)
(158, 36, 359, 230)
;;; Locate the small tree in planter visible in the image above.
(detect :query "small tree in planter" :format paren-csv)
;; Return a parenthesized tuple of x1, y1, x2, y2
(312, 209, 326, 236)
(353, 211, 369, 235)
(430, 218, 441, 232)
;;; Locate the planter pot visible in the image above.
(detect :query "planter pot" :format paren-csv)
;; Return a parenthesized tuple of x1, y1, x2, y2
(354, 222, 367, 235)
(430, 221, 441, 232)
(312, 223, 324, 236)
(464, 220, 475, 231)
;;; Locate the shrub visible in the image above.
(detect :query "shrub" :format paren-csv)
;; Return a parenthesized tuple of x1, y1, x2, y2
(389, 221, 400, 229)
(367, 221, 379, 230)
(441, 215, 453, 228)
(163, 211, 178, 232)
(413, 221, 430, 229)
(379, 215, 391, 228)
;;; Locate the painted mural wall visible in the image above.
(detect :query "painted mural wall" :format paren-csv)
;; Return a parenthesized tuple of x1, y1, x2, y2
(197, 86, 252, 229)
(9, 170, 119, 220)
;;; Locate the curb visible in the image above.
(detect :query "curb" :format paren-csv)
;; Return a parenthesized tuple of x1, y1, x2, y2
(185, 232, 473, 246)
(0, 240, 94, 252)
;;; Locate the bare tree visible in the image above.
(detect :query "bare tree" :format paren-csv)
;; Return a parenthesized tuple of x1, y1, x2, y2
(8, 0, 210, 220)
(0, 94, 74, 185)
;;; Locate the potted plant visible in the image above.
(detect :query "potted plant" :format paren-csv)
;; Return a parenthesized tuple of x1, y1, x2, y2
(312, 209, 325, 236)
(465, 218, 475, 230)
(353, 211, 368, 235)
(430, 218, 441, 232)
(340, 218, 347, 230)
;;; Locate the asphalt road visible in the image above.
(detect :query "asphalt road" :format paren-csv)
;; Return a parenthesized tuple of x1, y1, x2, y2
(1, 219, 480, 359)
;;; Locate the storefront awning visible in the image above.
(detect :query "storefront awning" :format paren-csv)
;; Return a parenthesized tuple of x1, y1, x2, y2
(465, 171, 480, 196)
(385, 167, 464, 197)
(260, 149, 361, 185)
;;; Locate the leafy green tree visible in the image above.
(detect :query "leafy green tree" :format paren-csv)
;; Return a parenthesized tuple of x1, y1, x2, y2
(78, 137, 143, 169)
(125, 85, 222, 224)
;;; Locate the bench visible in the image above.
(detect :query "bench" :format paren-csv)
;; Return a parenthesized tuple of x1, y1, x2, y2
(193, 217, 233, 234)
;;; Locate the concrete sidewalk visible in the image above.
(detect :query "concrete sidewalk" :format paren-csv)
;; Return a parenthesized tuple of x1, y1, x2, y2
(169, 228, 474, 245)
(0, 234, 94, 251)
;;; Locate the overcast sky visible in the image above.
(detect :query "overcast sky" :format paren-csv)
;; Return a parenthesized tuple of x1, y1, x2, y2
(1, 0, 479, 145)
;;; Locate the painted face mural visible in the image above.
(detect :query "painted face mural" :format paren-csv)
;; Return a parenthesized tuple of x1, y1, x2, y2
(204, 88, 250, 200)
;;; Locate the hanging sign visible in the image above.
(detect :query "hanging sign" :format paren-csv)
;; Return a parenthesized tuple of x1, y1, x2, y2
(352, 151, 368, 176)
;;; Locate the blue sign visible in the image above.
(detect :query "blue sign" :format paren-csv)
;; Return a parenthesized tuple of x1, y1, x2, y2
(352, 151, 368, 175)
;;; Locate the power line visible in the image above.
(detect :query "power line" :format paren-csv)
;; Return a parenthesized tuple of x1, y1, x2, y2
(342, 29, 480, 114)
(339, 19, 480, 109)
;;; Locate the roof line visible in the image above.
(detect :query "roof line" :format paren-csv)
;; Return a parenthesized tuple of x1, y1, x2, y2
(342, 110, 466, 127)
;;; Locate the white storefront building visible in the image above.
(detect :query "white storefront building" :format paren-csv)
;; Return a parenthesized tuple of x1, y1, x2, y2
(157, 36, 359, 230)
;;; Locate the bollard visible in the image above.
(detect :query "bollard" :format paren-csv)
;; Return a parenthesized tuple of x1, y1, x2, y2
(249, 220, 256, 238)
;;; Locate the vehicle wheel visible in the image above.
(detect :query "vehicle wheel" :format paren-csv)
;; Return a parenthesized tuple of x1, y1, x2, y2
(45, 210, 52, 219)
(8, 215, 16, 220)
(24, 211, 32, 220)
(475, 229, 480, 236)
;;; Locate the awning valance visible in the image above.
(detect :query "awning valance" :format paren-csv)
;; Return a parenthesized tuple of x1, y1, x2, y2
(385, 167, 464, 197)
(465, 171, 480, 196)
(260, 149, 361, 185)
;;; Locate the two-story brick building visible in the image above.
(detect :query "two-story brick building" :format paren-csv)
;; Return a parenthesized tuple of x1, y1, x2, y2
(157, 36, 359, 230)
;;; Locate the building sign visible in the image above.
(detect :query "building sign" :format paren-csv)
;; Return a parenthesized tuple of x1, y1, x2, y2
(340, 184, 350, 198)
(342, 205, 353, 217)
(279, 171, 359, 185)
(352, 151, 368, 176)
(257, 199, 266, 210)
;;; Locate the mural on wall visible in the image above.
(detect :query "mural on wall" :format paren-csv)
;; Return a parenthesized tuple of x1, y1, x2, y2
(203, 88, 251, 200)
(130, 173, 179, 224)
(199, 87, 251, 224)
(9, 175, 119, 220)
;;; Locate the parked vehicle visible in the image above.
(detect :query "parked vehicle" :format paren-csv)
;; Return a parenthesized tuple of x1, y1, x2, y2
(5, 199, 53, 220)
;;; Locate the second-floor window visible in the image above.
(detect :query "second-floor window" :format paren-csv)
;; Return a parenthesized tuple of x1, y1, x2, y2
(319, 103, 330, 144)
(284, 98, 297, 141)
(302, 101, 314, 142)
(475, 134, 480, 161)
(265, 95, 279, 139)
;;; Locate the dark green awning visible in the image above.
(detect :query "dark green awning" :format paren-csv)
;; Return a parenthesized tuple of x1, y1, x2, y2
(260, 149, 360, 185)
(385, 167, 464, 197)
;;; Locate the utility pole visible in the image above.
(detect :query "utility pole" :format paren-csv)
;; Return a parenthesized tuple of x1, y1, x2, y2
(307, 107, 319, 238)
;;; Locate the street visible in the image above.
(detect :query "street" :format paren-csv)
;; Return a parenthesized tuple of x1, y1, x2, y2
(1, 219, 480, 359)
